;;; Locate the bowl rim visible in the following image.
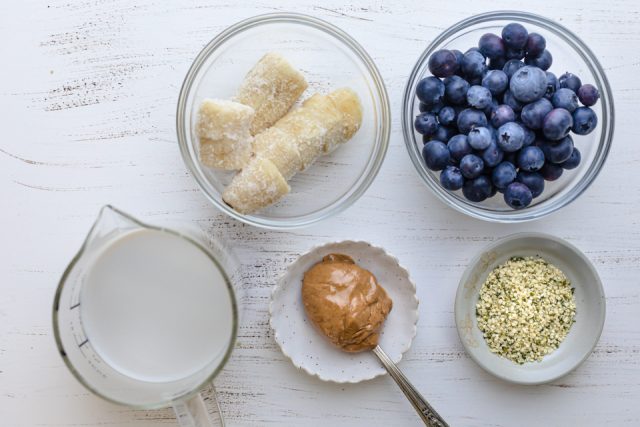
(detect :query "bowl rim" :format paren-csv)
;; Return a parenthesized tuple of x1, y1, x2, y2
(402, 10, 615, 223)
(454, 231, 606, 385)
(268, 240, 419, 383)
(176, 12, 391, 230)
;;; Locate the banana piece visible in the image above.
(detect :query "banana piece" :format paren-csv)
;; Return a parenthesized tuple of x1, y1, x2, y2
(196, 99, 254, 170)
(222, 157, 290, 215)
(292, 94, 344, 168)
(254, 88, 362, 172)
(235, 52, 308, 135)
(252, 127, 303, 180)
(326, 88, 363, 152)
(225, 88, 362, 214)
(199, 136, 253, 171)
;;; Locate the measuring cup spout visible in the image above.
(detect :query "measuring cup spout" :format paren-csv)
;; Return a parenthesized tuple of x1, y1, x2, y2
(83, 205, 144, 251)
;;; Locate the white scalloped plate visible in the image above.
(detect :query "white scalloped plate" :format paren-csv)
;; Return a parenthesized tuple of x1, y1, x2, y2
(269, 241, 418, 383)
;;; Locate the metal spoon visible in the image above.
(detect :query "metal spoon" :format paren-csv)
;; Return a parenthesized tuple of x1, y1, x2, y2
(372, 346, 449, 427)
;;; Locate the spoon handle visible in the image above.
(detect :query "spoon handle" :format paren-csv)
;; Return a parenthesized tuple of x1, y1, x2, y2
(373, 346, 449, 427)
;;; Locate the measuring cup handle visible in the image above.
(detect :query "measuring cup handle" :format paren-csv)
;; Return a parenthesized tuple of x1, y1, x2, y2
(172, 382, 225, 427)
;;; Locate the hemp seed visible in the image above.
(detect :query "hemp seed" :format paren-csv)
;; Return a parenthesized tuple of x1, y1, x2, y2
(476, 256, 576, 364)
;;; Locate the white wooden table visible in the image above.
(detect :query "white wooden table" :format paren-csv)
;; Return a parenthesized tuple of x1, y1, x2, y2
(2, 1, 639, 425)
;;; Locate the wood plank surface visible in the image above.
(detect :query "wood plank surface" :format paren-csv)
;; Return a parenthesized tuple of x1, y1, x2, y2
(1, 0, 639, 425)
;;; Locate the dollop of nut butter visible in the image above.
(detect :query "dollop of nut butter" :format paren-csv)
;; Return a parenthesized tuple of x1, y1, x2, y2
(302, 253, 392, 352)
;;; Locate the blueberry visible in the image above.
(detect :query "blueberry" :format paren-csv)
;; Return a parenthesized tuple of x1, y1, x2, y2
(510, 66, 547, 103)
(526, 33, 546, 57)
(468, 126, 493, 150)
(457, 108, 488, 134)
(551, 88, 579, 112)
(490, 104, 516, 127)
(492, 161, 517, 189)
(432, 125, 457, 144)
(577, 84, 600, 106)
(454, 105, 466, 116)
(560, 148, 581, 169)
(517, 146, 545, 171)
(447, 134, 472, 162)
(503, 59, 525, 78)
(517, 171, 545, 198)
(539, 135, 574, 163)
(463, 175, 493, 202)
(416, 76, 445, 105)
(482, 70, 509, 96)
(440, 166, 465, 190)
(502, 90, 523, 113)
(521, 125, 536, 146)
(481, 140, 505, 167)
(521, 98, 553, 129)
(465, 47, 484, 56)
(460, 154, 485, 179)
(545, 72, 559, 99)
(540, 162, 564, 181)
(478, 33, 505, 59)
(572, 106, 598, 135)
(502, 23, 528, 49)
(497, 122, 526, 152)
(438, 106, 457, 126)
(451, 50, 465, 75)
(419, 100, 445, 114)
(462, 50, 487, 79)
(525, 49, 553, 70)
(414, 113, 439, 136)
(428, 49, 459, 78)
(558, 72, 582, 93)
(504, 182, 532, 209)
(444, 75, 470, 105)
(482, 97, 499, 117)
(489, 56, 507, 70)
(542, 108, 573, 140)
(505, 47, 526, 60)
(422, 140, 450, 171)
(467, 85, 493, 109)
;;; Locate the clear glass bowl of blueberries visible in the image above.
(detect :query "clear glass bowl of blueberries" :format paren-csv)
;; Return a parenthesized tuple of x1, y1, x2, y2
(402, 11, 614, 222)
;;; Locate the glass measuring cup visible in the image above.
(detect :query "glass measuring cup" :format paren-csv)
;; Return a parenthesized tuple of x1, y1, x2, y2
(53, 205, 239, 426)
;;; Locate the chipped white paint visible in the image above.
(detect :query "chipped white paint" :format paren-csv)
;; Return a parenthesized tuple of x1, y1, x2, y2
(1, 0, 639, 426)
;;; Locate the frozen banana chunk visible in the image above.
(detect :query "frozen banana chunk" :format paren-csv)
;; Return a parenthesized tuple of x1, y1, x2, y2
(222, 157, 290, 214)
(252, 127, 303, 180)
(196, 98, 254, 141)
(255, 89, 362, 171)
(326, 88, 363, 152)
(223, 88, 362, 215)
(199, 137, 252, 170)
(196, 99, 254, 170)
(235, 52, 308, 135)
(292, 94, 343, 167)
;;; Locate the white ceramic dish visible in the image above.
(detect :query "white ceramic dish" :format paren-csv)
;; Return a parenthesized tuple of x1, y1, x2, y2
(269, 241, 418, 383)
(455, 232, 606, 385)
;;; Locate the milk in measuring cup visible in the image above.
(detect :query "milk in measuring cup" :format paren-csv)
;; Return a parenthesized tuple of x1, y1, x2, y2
(80, 228, 235, 383)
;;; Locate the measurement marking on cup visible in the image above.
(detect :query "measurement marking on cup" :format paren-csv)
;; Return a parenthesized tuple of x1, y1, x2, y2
(70, 302, 80, 309)
(78, 338, 89, 348)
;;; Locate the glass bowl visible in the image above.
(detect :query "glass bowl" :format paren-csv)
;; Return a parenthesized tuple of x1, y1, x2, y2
(177, 13, 390, 229)
(402, 11, 614, 222)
